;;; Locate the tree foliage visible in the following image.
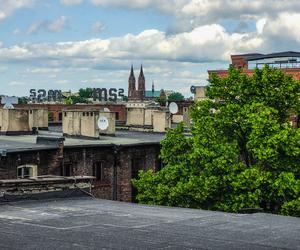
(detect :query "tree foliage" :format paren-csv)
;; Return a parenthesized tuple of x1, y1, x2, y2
(79, 88, 93, 98)
(167, 92, 185, 102)
(133, 66, 300, 216)
(65, 95, 89, 104)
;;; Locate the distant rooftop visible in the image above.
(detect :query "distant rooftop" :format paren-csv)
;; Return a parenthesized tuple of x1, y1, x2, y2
(145, 90, 160, 98)
(0, 129, 164, 153)
(236, 51, 300, 61)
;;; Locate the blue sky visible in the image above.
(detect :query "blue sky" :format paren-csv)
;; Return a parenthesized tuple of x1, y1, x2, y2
(0, 0, 300, 97)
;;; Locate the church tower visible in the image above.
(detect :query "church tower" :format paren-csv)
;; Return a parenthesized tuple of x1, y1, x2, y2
(128, 65, 136, 99)
(138, 64, 145, 99)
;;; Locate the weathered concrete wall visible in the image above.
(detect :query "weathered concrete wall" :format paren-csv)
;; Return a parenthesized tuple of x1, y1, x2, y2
(80, 112, 97, 138)
(126, 107, 145, 126)
(194, 86, 207, 102)
(1, 103, 126, 123)
(98, 111, 115, 135)
(0, 109, 29, 133)
(144, 108, 159, 126)
(63, 110, 116, 138)
(28, 109, 48, 129)
(172, 114, 184, 123)
(153, 111, 171, 132)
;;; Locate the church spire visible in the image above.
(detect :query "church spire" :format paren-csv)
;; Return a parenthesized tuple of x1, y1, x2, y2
(128, 64, 136, 99)
(130, 64, 134, 77)
(152, 80, 155, 96)
(138, 64, 145, 100)
(139, 64, 144, 78)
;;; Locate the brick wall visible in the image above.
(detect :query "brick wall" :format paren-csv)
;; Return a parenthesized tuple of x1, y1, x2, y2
(0, 143, 160, 202)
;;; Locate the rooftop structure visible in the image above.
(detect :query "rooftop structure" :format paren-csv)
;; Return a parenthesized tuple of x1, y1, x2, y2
(0, 197, 299, 249)
(208, 51, 300, 81)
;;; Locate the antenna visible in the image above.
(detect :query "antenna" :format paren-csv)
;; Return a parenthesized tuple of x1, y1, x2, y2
(169, 102, 178, 114)
(1, 96, 18, 109)
(97, 116, 109, 130)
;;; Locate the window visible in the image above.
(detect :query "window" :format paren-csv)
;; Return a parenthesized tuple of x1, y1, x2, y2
(83, 112, 86, 116)
(61, 163, 72, 177)
(93, 162, 104, 180)
(64, 112, 67, 117)
(48, 112, 54, 122)
(59, 112, 62, 121)
(17, 165, 37, 179)
(115, 112, 119, 120)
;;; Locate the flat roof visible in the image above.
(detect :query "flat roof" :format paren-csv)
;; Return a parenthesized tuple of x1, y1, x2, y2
(0, 130, 164, 153)
(236, 51, 300, 61)
(0, 197, 299, 249)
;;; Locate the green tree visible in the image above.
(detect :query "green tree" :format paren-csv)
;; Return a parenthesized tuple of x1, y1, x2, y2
(65, 95, 89, 104)
(79, 88, 93, 98)
(18, 97, 29, 104)
(133, 66, 300, 216)
(167, 92, 185, 102)
(155, 96, 166, 106)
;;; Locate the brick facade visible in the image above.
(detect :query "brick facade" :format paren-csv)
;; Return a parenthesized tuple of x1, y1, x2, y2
(0, 143, 160, 202)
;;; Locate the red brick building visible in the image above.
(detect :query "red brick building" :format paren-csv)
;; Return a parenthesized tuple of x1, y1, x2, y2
(0, 132, 162, 202)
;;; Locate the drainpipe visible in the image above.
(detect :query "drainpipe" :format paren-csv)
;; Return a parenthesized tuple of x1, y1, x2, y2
(112, 145, 120, 201)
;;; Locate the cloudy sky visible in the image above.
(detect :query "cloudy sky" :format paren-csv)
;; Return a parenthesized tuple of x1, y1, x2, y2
(0, 0, 300, 97)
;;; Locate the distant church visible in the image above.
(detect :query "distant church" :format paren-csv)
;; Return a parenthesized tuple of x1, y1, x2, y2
(128, 65, 161, 101)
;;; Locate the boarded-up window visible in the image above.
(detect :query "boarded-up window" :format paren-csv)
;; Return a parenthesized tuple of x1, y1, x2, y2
(61, 163, 72, 177)
(93, 162, 104, 180)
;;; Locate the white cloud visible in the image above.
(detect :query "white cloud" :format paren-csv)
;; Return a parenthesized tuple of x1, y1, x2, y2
(26, 68, 62, 74)
(0, 0, 35, 21)
(60, 0, 83, 5)
(47, 16, 68, 32)
(88, 0, 300, 22)
(91, 21, 105, 34)
(8, 81, 26, 86)
(56, 79, 70, 84)
(26, 16, 68, 35)
(0, 23, 264, 66)
(0, 65, 7, 72)
(13, 28, 21, 35)
(0, 26, 258, 68)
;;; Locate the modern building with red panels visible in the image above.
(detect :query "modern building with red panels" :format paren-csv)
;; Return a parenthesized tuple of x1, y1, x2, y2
(208, 51, 300, 80)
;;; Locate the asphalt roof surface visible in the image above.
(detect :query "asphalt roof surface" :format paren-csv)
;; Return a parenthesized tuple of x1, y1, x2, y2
(0, 130, 164, 153)
(0, 197, 299, 250)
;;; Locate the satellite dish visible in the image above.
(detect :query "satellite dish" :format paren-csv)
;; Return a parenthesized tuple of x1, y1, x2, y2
(1, 96, 18, 109)
(169, 102, 178, 114)
(97, 116, 109, 130)
(190, 85, 196, 94)
(104, 108, 110, 112)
